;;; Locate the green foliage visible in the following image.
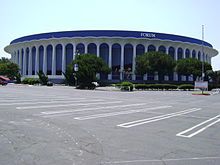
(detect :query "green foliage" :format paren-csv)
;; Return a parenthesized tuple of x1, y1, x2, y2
(63, 64, 75, 86)
(15, 73, 21, 84)
(135, 52, 175, 81)
(206, 70, 220, 85)
(0, 57, 19, 80)
(22, 78, 40, 85)
(116, 81, 134, 91)
(178, 84, 194, 91)
(72, 54, 110, 89)
(175, 58, 212, 80)
(37, 71, 48, 85)
(135, 84, 177, 90)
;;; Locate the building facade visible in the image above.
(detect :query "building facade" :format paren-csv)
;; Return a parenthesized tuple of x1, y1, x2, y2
(4, 30, 218, 82)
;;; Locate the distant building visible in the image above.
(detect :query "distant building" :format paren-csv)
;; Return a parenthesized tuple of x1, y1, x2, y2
(4, 30, 218, 82)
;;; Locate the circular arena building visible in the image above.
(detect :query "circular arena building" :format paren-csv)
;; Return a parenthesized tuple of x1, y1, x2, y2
(4, 30, 218, 82)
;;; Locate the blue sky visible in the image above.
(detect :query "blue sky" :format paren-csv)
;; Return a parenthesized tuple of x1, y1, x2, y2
(1, 0, 220, 70)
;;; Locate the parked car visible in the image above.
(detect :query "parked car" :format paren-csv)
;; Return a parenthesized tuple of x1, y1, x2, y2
(0, 79, 7, 86)
(0, 76, 9, 86)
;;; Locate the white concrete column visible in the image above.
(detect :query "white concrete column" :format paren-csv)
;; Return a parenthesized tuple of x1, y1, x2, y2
(132, 44, 136, 80)
(155, 45, 159, 52)
(97, 44, 100, 57)
(73, 43, 76, 60)
(108, 44, 112, 80)
(120, 44, 124, 80)
(62, 44, 66, 75)
(183, 48, 186, 59)
(43, 45, 47, 75)
(35, 46, 39, 75)
(173, 47, 178, 81)
(96, 44, 100, 80)
(23, 49, 27, 76)
(28, 48, 32, 75)
(145, 44, 148, 53)
(15, 52, 19, 65)
(84, 43, 88, 54)
(174, 48, 178, 61)
(165, 46, 169, 54)
(52, 44, 56, 75)
(19, 50, 22, 74)
(195, 51, 198, 59)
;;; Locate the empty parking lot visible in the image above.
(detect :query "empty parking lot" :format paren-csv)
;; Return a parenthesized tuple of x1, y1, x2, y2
(0, 84, 220, 165)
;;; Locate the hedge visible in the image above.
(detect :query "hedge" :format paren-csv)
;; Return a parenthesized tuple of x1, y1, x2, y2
(135, 84, 177, 90)
(22, 78, 40, 85)
(178, 84, 194, 91)
(115, 81, 134, 91)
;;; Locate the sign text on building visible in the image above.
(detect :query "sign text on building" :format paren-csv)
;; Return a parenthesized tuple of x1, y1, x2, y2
(141, 33, 156, 38)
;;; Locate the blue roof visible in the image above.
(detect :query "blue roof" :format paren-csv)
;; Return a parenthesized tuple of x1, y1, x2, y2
(10, 30, 212, 48)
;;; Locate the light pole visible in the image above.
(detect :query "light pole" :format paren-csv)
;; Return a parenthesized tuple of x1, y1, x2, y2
(73, 63, 78, 86)
(201, 25, 205, 81)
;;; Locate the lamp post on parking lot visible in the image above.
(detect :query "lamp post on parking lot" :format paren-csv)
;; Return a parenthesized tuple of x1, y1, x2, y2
(73, 63, 78, 86)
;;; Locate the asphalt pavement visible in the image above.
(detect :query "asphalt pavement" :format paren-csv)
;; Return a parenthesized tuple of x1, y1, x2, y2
(0, 84, 220, 165)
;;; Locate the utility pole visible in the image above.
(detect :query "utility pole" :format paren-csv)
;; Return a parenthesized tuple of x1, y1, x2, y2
(202, 25, 204, 81)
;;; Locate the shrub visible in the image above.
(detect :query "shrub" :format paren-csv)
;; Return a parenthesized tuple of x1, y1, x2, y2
(37, 71, 48, 85)
(178, 84, 194, 91)
(22, 78, 40, 85)
(135, 84, 177, 90)
(135, 84, 149, 90)
(119, 81, 133, 91)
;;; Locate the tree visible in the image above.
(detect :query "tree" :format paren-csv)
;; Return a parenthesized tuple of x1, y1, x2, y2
(0, 57, 19, 80)
(135, 51, 175, 81)
(175, 58, 212, 81)
(206, 70, 220, 85)
(71, 54, 110, 89)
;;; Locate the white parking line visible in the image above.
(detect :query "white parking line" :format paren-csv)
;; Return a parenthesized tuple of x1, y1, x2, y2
(74, 105, 172, 120)
(103, 156, 220, 164)
(16, 99, 104, 109)
(117, 108, 201, 128)
(39, 103, 147, 117)
(176, 114, 220, 138)
(0, 98, 87, 106)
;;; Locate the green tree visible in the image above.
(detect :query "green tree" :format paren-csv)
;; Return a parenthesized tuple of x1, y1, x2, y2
(206, 70, 220, 85)
(0, 57, 19, 80)
(175, 58, 212, 80)
(71, 54, 110, 89)
(135, 51, 175, 81)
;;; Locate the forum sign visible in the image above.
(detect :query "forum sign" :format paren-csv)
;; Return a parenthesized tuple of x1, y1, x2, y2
(141, 32, 156, 38)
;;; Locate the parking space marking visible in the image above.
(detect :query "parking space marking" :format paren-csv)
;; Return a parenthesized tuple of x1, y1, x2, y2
(16, 99, 104, 109)
(117, 108, 201, 128)
(176, 114, 220, 138)
(103, 156, 220, 164)
(74, 105, 172, 120)
(0, 97, 86, 103)
(39, 103, 147, 117)
(0, 98, 87, 106)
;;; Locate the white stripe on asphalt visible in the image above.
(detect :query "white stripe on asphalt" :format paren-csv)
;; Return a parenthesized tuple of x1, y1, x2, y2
(74, 106, 172, 120)
(103, 156, 220, 164)
(16, 99, 104, 109)
(40, 103, 147, 117)
(0, 98, 87, 106)
(117, 108, 201, 128)
(176, 114, 220, 138)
